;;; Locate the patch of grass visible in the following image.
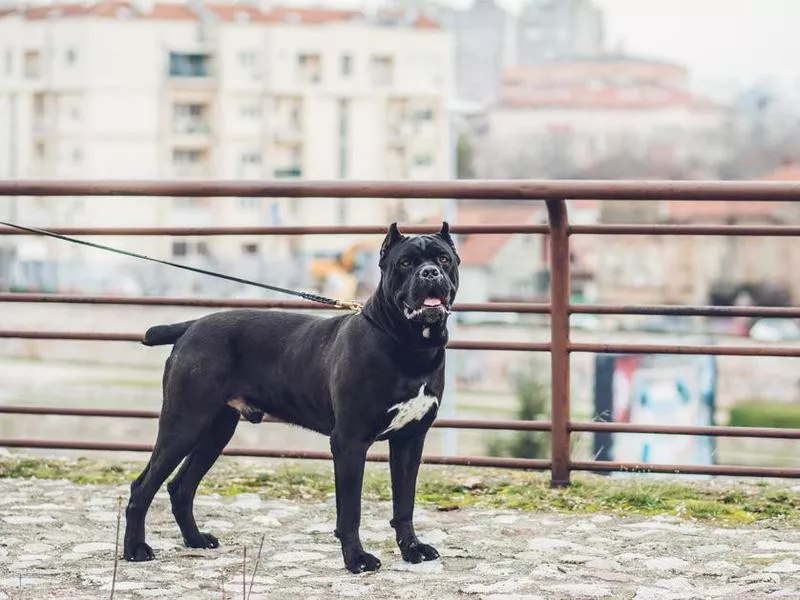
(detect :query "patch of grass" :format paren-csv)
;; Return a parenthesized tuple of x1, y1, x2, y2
(0, 457, 140, 485)
(1, 455, 799, 527)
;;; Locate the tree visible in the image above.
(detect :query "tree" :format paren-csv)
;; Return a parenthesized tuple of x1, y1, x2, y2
(456, 134, 476, 179)
(486, 371, 550, 459)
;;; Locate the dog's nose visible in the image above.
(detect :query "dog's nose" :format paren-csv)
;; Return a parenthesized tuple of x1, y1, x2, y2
(419, 265, 443, 280)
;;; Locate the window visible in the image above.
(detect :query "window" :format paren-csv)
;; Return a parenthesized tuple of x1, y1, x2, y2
(239, 50, 257, 67)
(172, 149, 202, 164)
(65, 48, 77, 65)
(238, 197, 260, 210)
(173, 103, 209, 135)
(174, 197, 203, 209)
(240, 153, 261, 165)
(338, 98, 349, 179)
(196, 242, 210, 256)
(241, 104, 261, 119)
(370, 55, 394, 86)
(23, 50, 40, 79)
(243, 243, 259, 254)
(296, 53, 321, 84)
(168, 52, 211, 78)
(413, 154, 433, 167)
(172, 149, 206, 177)
(340, 54, 353, 77)
(172, 241, 188, 257)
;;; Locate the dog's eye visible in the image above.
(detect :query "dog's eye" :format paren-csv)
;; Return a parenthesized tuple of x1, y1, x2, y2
(437, 255, 450, 265)
(399, 259, 412, 268)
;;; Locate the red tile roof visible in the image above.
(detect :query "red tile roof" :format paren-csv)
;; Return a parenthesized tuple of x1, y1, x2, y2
(12, 1, 196, 20)
(1, 1, 435, 27)
(760, 162, 800, 181)
(454, 206, 541, 266)
(261, 6, 359, 24)
(668, 162, 800, 221)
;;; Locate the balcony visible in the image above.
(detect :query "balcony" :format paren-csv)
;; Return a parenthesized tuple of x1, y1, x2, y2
(295, 54, 322, 86)
(273, 124, 303, 144)
(173, 119, 210, 135)
(274, 166, 302, 179)
(167, 52, 215, 90)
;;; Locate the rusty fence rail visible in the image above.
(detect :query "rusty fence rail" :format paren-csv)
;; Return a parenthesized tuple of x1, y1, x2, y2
(0, 179, 799, 486)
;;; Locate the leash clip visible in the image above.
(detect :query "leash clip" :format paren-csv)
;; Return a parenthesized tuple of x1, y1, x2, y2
(335, 299, 364, 313)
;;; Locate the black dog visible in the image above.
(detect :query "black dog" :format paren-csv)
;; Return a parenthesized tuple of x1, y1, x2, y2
(123, 222, 460, 573)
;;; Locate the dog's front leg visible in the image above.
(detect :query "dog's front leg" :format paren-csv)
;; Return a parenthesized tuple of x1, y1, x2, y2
(389, 433, 440, 563)
(331, 434, 381, 573)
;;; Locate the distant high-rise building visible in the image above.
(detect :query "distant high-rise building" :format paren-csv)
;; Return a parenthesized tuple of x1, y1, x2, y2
(449, 0, 514, 105)
(517, 0, 604, 64)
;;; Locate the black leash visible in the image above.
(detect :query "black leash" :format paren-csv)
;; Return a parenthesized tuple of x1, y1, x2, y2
(0, 220, 363, 311)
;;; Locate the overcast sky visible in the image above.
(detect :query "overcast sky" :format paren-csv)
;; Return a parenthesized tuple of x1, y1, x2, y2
(395, 0, 799, 96)
(591, 0, 798, 94)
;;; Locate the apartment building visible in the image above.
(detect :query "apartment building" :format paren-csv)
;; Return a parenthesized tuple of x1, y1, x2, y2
(482, 56, 728, 178)
(0, 1, 455, 294)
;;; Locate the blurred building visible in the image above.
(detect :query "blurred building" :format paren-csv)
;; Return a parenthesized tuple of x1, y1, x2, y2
(595, 162, 800, 308)
(0, 1, 455, 294)
(516, 0, 604, 64)
(447, 0, 514, 106)
(481, 56, 728, 178)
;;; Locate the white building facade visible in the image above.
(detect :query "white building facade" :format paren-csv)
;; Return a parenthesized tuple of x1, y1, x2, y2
(0, 2, 455, 294)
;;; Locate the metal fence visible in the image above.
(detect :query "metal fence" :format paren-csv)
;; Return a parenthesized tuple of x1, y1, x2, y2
(1, 179, 800, 487)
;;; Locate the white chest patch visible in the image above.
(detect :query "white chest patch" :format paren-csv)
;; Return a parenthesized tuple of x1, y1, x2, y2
(380, 384, 439, 436)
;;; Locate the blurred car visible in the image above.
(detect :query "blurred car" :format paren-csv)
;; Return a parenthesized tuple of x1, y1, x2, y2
(748, 319, 800, 342)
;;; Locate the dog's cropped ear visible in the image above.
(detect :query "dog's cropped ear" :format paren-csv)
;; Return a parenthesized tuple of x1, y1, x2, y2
(438, 221, 461, 264)
(380, 222, 404, 262)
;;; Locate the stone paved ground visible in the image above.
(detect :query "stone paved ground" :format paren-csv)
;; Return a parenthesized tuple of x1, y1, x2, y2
(1, 475, 800, 599)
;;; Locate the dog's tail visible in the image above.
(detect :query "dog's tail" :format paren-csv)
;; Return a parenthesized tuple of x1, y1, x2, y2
(141, 320, 195, 347)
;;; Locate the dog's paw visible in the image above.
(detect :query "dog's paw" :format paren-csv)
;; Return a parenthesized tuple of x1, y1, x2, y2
(343, 549, 382, 574)
(400, 542, 439, 564)
(123, 542, 155, 562)
(183, 532, 220, 549)
(241, 407, 265, 424)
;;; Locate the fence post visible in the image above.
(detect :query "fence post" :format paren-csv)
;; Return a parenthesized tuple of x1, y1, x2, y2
(546, 198, 571, 487)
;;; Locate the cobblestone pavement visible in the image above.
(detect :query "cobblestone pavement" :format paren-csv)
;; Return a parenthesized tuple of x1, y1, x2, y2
(1, 476, 800, 599)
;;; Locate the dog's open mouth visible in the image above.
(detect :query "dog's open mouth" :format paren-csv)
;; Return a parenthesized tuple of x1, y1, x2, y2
(404, 297, 451, 320)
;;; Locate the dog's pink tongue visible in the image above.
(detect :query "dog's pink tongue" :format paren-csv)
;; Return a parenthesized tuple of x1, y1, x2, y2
(423, 297, 442, 307)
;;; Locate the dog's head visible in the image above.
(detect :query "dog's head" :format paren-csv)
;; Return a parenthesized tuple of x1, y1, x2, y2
(377, 222, 460, 326)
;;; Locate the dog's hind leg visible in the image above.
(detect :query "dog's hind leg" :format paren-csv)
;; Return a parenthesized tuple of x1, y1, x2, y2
(123, 421, 201, 562)
(167, 406, 239, 549)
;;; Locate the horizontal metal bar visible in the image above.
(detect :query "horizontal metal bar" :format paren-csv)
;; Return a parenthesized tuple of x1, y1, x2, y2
(572, 421, 800, 439)
(0, 224, 550, 237)
(571, 460, 800, 478)
(0, 437, 550, 470)
(2, 224, 797, 238)
(6, 405, 797, 439)
(0, 405, 553, 432)
(0, 330, 143, 342)
(571, 224, 800, 236)
(0, 330, 551, 351)
(2, 330, 797, 356)
(3, 179, 800, 200)
(0, 293, 551, 314)
(7, 435, 798, 475)
(571, 304, 800, 318)
(570, 342, 800, 357)
(4, 293, 796, 319)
